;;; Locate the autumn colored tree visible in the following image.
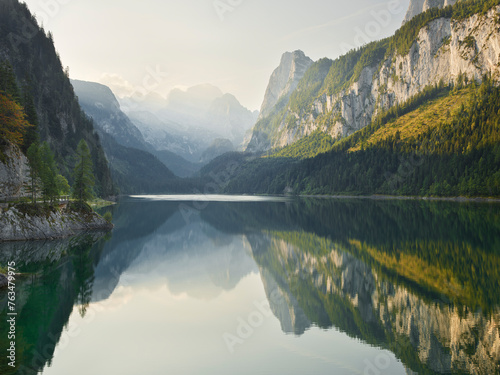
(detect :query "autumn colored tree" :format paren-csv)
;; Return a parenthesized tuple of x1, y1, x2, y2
(0, 93, 32, 147)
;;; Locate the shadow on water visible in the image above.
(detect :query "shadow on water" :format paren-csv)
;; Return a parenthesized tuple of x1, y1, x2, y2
(0, 197, 498, 374)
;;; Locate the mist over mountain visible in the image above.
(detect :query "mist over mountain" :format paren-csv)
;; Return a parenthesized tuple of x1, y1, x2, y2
(71, 79, 150, 152)
(119, 84, 258, 162)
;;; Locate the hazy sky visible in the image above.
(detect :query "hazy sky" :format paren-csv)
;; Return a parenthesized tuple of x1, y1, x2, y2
(22, 0, 410, 110)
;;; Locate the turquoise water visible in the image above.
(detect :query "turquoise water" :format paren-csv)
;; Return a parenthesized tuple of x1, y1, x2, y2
(1, 196, 499, 374)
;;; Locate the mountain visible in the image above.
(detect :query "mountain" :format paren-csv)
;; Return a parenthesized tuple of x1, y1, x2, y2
(120, 84, 258, 161)
(0, 0, 113, 196)
(196, 0, 500, 198)
(246, 50, 313, 152)
(247, 0, 500, 153)
(71, 80, 150, 152)
(71, 80, 199, 182)
(258, 50, 314, 121)
(70, 80, 179, 192)
(200, 138, 235, 164)
(403, 0, 461, 24)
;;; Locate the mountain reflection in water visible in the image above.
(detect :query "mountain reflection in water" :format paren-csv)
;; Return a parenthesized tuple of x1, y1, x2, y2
(0, 197, 498, 375)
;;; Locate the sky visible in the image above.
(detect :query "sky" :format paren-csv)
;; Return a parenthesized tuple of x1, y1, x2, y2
(22, 0, 410, 111)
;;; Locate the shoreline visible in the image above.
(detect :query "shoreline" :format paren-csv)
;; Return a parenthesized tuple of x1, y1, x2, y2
(0, 204, 113, 242)
(298, 194, 500, 203)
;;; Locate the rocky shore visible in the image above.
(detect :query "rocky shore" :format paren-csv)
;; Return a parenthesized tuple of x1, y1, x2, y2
(0, 204, 113, 242)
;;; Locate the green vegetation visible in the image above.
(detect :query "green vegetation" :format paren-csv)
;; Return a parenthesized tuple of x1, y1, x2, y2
(270, 130, 337, 159)
(389, 0, 500, 56)
(72, 140, 95, 204)
(103, 211, 113, 224)
(0, 1, 114, 196)
(248, 0, 500, 153)
(198, 79, 500, 198)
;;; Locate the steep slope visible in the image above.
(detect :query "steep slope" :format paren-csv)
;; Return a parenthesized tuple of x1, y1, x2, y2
(72, 80, 200, 180)
(207, 93, 259, 147)
(98, 132, 175, 194)
(257, 50, 314, 121)
(0, 0, 113, 196)
(121, 84, 258, 159)
(403, 0, 461, 24)
(248, 0, 500, 152)
(204, 79, 500, 197)
(71, 80, 150, 152)
(0, 142, 28, 200)
(246, 50, 314, 151)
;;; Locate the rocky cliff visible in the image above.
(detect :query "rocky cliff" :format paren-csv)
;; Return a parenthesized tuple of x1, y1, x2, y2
(403, 0, 461, 24)
(0, 206, 113, 241)
(71, 79, 151, 152)
(246, 50, 314, 151)
(257, 50, 314, 121)
(0, 143, 29, 200)
(249, 4, 500, 152)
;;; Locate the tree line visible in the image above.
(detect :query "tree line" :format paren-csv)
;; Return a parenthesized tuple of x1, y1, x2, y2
(1, 61, 95, 205)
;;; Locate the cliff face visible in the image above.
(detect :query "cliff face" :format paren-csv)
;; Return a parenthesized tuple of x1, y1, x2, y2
(250, 6, 500, 151)
(246, 50, 313, 151)
(258, 50, 314, 121)
(0, 206, 112, 241)
(71, 79, 151, 152)
(403, 0, 461, 24)
(0, 143, 29, 200)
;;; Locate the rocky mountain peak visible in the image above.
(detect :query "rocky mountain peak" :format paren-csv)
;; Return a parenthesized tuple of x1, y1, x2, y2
(403, 0, 460, 24)
(258, 50, 314, 121)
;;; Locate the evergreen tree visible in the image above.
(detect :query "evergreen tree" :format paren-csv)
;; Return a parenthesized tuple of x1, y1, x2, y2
(56, 175, 71, 197)
(72, 140, 95, 203)
(21, 86, 39, 153)
(0, 61, 20, 102)
(39, 142, 59, 203)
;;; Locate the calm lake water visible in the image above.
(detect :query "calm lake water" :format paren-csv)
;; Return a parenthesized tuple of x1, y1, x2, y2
(1, 196, 499, 375)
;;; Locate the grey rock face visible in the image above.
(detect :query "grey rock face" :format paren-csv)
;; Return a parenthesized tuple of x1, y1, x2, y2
(264, 7, 500, 150)
(0, 143, 29, 200)
(403, 0, 461, 24)
(258, 50, 314, 121)
(0, 207, 112, 242)
(71, 79, 151, 152)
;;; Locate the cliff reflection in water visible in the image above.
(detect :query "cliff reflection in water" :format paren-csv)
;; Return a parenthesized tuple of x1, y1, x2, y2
(201, 199, 500, 374)
(0, 198, 498, 375)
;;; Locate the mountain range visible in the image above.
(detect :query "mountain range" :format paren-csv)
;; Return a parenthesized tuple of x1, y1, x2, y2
(119, 83, 258, 162)
(247, 1, 500, 153)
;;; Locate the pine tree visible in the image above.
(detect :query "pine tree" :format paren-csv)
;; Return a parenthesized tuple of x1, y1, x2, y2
(21, 87, 39, 153)
(72, 139, 95, 204)
(39, 142, 59, 203)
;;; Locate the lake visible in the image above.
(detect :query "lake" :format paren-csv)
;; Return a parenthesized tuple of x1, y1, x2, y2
(1, 196, 499, 375)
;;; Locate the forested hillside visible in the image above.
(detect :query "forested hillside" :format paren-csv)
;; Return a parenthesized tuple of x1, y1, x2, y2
(199, 78, 500, 197)
(247, 0, 500, 153)
(0, 0, 113, 196)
